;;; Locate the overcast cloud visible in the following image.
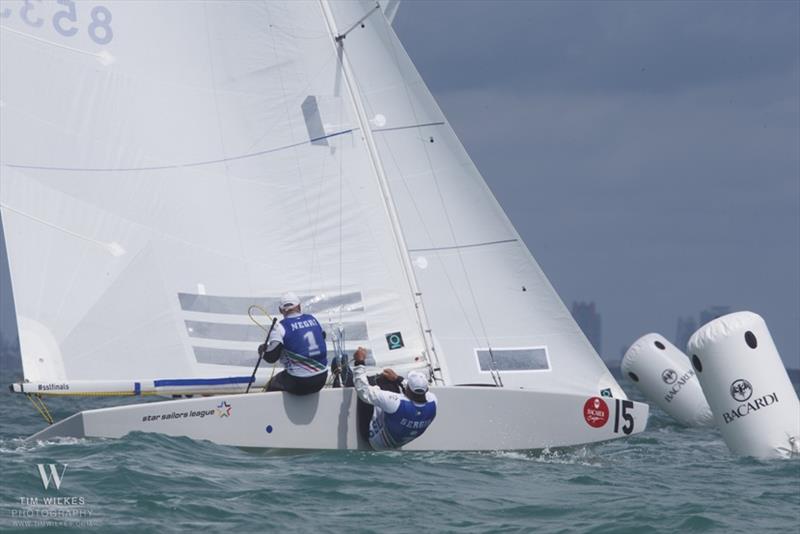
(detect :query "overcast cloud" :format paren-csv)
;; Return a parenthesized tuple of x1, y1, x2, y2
(394, 0, 799, 366)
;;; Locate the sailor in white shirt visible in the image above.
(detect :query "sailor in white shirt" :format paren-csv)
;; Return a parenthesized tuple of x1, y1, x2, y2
(352, 347, 437, 450)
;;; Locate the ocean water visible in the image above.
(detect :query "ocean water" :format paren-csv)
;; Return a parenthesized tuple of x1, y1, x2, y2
(1, 382, 798, 533)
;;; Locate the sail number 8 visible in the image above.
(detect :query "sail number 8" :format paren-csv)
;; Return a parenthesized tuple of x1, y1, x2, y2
(0, 0, 113, 45)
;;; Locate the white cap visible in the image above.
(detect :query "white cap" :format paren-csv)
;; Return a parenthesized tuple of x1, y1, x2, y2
(406, 371, 429, 394)
(279, 291, 300, 311)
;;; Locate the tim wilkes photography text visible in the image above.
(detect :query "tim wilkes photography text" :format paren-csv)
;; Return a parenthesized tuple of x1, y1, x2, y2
(10, 463, 98, 529)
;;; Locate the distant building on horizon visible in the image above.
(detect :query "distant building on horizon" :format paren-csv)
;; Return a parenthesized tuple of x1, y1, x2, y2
(699, 305, 731, 327)
(571, 301, 602, 356)
(674, 306, 731, 349)
(675, 316, 697, 350)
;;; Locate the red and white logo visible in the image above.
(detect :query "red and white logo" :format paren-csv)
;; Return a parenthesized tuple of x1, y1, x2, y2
(583, 397, 609, 428)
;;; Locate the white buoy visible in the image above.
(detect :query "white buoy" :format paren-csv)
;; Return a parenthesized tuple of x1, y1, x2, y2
(688, 311, 800, 459)
(622, 333, 713, 427)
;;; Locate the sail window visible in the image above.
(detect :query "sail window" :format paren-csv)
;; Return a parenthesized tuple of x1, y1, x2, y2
(475, 348, 550, 372)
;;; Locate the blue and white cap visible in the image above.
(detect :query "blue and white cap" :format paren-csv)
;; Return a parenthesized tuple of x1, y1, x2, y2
(406, 371, 429, 394)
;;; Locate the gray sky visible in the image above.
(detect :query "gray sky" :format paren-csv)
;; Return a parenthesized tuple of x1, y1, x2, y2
(1, 1, 798, 369)
(393, 0, 799, 366)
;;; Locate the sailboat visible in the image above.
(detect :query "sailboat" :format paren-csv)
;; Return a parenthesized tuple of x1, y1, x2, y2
(0, 0, 648, 450)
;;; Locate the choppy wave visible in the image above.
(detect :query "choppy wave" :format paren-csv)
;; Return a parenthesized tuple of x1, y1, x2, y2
(1, 389, 798, 532)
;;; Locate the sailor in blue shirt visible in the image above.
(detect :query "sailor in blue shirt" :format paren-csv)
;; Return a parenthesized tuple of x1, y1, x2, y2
(258, 292, 328, 395)
(352, 347, 437, 449)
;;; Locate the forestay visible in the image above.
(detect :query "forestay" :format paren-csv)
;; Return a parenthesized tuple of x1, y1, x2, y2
(0, 0, 425, 387)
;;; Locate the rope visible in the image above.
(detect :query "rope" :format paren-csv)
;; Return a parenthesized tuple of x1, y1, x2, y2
(27, 394, 54, 425)
(248, 305, 273, 331)
(263, 365, 278, 392)
(250, 307, 279, 389)
(246, 305, 281, 393)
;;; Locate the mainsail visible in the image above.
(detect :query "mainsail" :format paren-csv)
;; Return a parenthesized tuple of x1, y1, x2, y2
(1, 0, 623, 399)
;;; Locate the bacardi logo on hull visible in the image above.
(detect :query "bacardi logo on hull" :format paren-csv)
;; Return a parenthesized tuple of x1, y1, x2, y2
(722, 379, 779, 425)
(583, 397, 609, 428)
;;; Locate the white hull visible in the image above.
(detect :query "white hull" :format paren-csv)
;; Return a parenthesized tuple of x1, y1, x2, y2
(29, 388, 649, 451)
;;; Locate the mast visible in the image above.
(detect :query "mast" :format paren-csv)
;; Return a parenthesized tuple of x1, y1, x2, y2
(318, 0, 443, 384)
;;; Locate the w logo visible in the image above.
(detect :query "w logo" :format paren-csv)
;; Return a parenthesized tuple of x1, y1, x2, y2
(36, 464, 68, 490)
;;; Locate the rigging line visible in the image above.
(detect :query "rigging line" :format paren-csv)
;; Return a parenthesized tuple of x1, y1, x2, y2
(338, 112, 345, 325)
(3, 183, 354, 314)
(0, 24, 114, 65)
(0, 129, 355, 172)
(55, 216, 172, 357)
(334, 2, 381, 42)
(1, 196, 304, 275)
(374, 121, 444, 133)
(0, 123, 439, 173)
(319, 0, 435, 376)
(408, 239, 518, 253)
(375, 121, 479, 372)
(305, 128, 330, 294)
(365, 26, 452, 384)
(51, 227, 98, 334)
(265, 19, 319, 299)
(342, 30, 446, 385)
(27, 395, 54, 425)
(203, 3, 247, 281)
(380, 17, 503, 386)
(0, 204, 123, 255)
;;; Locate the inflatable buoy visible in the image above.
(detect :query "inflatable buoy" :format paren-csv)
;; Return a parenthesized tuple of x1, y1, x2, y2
(622, 333, 713, 427)
(688, 311, 800, 459)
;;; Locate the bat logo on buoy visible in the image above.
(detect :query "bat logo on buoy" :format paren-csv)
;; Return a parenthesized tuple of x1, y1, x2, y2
(661, 369, 678, 384)
(730, 379, 753, 402)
